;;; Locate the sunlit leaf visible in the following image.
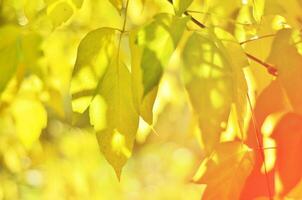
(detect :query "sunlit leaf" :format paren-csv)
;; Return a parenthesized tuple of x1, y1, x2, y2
(287, 178, 302, 199)
(71, 28, 117, 113)
(0, 25, 42, 95)
(134, 14, 188, 96)
(241, 81, 287, 199)
(0, 25, 21, 94)
(182, 27, 248, 153)
(72, 0, 84, 8)
(11, 98, 47, 149)
(129, 14, 188, 124)
(71, 27, 139, 177)
(253, 0, 265, 23)
(129, 30, 158, 124)
(48, 2, 73, 28)
(267, 29, 302, 114)
(109, 0, 123, 14)
(272, 112, 302, 196)
(96, 59, 139, 178)
(193, 141, 255, 200)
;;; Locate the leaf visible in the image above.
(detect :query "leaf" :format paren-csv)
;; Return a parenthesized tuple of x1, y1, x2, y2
(137, 14, 188, 95)
(264, 0, 302, 28)
(129, 14, 188, 124)
(0, 25, 21, 94)
(96, 59, 139, 178)
(44, 0, 59, 6)
(48, 2, 73, 28)
(173, 0, 193, 16)
(267, 29, 302, 114)
(193, 141, 255, 200)
(109, 0, 123, 14)
(71, 27, 138, 177)
(72, 0, 84, 8)
(287, 178, 302, 199)
(71, 28, 117, 113)
(0, 25, 42, 95)
(272, 112, 302, 196)
(252, 0, 265, 23)
(129, 30, 158, 124)
(241, 81, 287, 199)
(20, 31, 43, 74)
(182, 28, 248, 154)
(11, 98, 47, 149)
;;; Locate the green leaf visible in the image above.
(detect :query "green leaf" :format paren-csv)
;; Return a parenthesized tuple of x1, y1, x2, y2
(71, 28, 117, 113)
(0, 25, 21, 94)
(129, 30, 158, 124)
(173, 0, 193, 15)
(182, 28, 248, 154)
(96, 59, 139, 178)
(133, 14, 189, 97)
(193, 141, 254, 200)
(267, 29, 302, 114)
(129, 14, 188, 124)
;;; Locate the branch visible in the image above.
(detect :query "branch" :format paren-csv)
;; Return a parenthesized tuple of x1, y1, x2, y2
(184, 11, 206, 28)
(245, 53, 278, 76)
(167, 0, 206, 28)
(166, 0, 277, 76)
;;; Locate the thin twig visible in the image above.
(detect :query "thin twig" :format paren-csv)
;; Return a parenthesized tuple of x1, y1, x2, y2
(240, 34, 276, 45)
(246, 53, 278, 76)
(184, 11, 206, 28)
(166, 0, 206, 28)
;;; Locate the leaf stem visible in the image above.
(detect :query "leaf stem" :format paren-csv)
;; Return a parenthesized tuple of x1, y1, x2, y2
(239, 34, 276, 45)
(122, 0, 130, 33)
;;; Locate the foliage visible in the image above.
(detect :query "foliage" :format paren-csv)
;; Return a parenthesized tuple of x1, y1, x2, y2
(0, 0, 302, 199)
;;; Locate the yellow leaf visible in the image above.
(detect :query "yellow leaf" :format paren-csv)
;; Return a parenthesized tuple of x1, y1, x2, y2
(72, 0, 84, 8)
(96, 59, 139, 178)
(109, 0, 123, 14)
(71, 28, 117, 113)
(48, 2, 73, 28)
(0, 25, 42, 95)
(11, 98, 47, 149)
(44, 0, 59, 6)
(0, 25, 21, 94)
(129, 30, 158, 124)
(182, 27, 248, 154)
(193, 141, 255, 200)
(253, 0, 265, 23)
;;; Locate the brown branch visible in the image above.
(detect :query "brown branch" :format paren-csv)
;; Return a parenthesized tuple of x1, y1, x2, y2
(245, 53, 278, 76)
(166, 0, 277, 76)
(167, 0, 206, 28)
(184, 11, 206, 28)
